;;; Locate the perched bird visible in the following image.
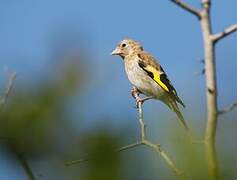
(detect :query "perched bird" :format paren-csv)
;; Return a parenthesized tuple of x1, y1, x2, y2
(111, 38, 189, 131)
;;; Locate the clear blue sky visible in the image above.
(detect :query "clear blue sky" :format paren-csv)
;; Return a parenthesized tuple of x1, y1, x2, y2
(0, 0, 237, 179)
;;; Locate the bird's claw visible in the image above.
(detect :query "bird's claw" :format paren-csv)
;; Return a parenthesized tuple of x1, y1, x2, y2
(135, 97, 145, 108)
(131, 87, 140, 99)
(131, 87, 153, 108)
(135, 96, 154, 108)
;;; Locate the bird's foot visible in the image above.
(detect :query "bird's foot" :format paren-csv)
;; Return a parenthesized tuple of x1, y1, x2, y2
(135, 96, 153, 108)
(131, 87, 140, 99)
(131, 87, 153, 108)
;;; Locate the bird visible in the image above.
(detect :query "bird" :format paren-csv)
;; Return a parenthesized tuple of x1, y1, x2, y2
(111, 38, 189, 131)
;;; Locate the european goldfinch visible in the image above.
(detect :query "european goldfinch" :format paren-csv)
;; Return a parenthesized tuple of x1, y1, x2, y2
(111, 38, 189, 131)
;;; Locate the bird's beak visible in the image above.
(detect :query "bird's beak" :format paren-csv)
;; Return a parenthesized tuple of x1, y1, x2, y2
(111, 48, 121, 56)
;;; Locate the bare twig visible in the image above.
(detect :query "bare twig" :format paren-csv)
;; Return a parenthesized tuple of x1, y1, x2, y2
(65, 142, 144, 166)
(65, 157, 90, 166)
(2, 139, 36, 180)
(125, 88, 184, 178)
(218, 101, 237, 115)
(14, 152, 35, 180)
(118, 142, 143, 152)
(170, 0, 201, 19)
(171, 0, 223, 179)
(0, 71, 16, 110)
(212, 24, 237, 43)
(142, 140, 183, 176)
(0, 71, 34, 179)
(130, 87, 147, 140)
(65, 89, 184, 179)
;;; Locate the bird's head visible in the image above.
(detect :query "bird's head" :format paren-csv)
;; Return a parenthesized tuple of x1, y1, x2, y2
(111, 39, 143, 58)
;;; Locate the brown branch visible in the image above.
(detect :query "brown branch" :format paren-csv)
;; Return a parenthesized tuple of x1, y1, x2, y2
(170, 0, 201, 19)
(212, 24, 237, 43)
(218, 101, 237, 115)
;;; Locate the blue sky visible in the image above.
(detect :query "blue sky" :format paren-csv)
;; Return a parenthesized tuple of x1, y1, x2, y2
(0, 0, 237, 179)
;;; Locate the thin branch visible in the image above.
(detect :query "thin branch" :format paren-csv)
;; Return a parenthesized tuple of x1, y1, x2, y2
(4, 140, 36, 180)
(0, 71, 33, 179)
(129, 88, 185, 178)
(118, 142, 143, 152)
(142, 140, 183, 176)
(212, 24, 237, 43)
(118, 140, 184, 177)
(170, 0, 201, 19)
(65, 157, 90, 166)
(65, 142, 143, 166)
(66, 88, 184, 178)
(65, 142, 144, 166)
(14, 152, 35, 180)
(218, 101, 237, 115)
(130, 87, 147, 140)
(0, 71, 17, 110)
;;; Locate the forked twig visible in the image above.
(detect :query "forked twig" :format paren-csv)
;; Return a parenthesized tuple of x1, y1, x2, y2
(170, 0, 201, 19)
(213, 24, 237, 43)
(66, 88, 185, 179)
(218, 101, 237, 115)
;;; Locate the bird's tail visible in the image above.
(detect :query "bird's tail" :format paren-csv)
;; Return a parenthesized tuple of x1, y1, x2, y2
(162, 98, 195, 140)
(172, 104, 189, 131)
(166, 99, 189, 131)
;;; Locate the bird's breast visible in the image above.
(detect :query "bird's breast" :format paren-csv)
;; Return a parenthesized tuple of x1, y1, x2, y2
(124, 59, 164, 98)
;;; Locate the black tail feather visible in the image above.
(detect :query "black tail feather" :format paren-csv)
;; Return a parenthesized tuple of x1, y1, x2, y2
(173, 106, 189, 131)
(167, 100, 189, 131)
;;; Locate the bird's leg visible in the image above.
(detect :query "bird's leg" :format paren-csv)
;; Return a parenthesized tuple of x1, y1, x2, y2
(131, 86, 140, 99)
(135, 96, 153, 107)
(131, 87, 153, 108)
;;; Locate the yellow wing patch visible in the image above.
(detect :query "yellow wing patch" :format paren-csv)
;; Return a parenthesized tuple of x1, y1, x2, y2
(143, 65, 169, 92)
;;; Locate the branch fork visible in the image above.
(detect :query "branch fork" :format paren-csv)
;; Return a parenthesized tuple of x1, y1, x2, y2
(170, 0, 201, 19)
(120, 87, 184, 178)
(218, 101, 237, 115)
(212, 24, 237, 43)
(170, 1, 237, 179)
(66, 87, 185, 178)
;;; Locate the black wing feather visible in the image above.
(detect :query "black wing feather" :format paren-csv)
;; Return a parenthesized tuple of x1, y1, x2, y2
(138, 58, 185, 108)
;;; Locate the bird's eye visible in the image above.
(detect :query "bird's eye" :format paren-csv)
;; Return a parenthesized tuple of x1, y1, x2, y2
(121, 43, 127, 48)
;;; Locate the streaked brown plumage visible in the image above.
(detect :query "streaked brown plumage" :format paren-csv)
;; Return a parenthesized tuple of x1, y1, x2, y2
(111, 38, 189, 131)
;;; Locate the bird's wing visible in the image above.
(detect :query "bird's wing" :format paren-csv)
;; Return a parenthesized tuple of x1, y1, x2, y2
(137, 52, 185, 107)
